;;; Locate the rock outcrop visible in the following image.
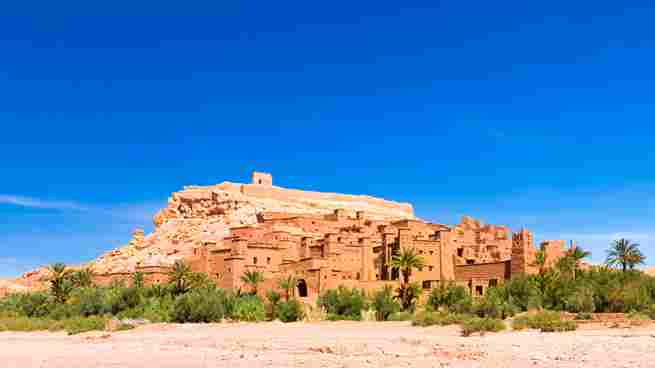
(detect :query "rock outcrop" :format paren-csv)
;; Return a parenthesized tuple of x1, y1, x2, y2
(11, 173, 415, 284)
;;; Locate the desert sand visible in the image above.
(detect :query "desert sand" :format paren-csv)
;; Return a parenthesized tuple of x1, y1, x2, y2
(2, 321, 655, 367)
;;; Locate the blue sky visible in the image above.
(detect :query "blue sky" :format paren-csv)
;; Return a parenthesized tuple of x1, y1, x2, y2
(1, 2, 655, 276)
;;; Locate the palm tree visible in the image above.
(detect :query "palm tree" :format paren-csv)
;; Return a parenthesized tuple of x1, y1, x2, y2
(278, 275, 297, 301)
(567, 245, 591, 278)
(48, 262, 72, 303)
(531, 249, 547, 275)
(131, 271, 145, 289)
(389, 247, 426, 286)
(71, 268, 95, 288)
(241, 270, 265, 295)
(168, 260, 192, 294)
(606, 239, 646, 272)
(389, 247, 426, 311)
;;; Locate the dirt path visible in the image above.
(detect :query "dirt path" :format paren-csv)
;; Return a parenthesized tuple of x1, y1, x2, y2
(2, 321, 655, 367)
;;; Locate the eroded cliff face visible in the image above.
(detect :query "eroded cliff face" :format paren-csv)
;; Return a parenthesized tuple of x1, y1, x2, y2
(80, 179, 414, 276)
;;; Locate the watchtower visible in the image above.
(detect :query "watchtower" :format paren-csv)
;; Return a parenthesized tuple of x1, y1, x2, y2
(252, 172, 273, 186)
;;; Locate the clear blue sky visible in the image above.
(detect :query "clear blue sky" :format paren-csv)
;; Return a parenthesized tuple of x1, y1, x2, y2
(1, 2, 654, 276)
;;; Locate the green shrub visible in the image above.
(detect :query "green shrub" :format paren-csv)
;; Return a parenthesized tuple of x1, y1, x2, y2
(317, 286, 368, 321)
(626, 311, 651, 325)
(0, 317, 57, 332)
(372, 286, 400, 321)
(427, 283, 472, 313)
(387, 311, 414, 321)
(63, 316, 107, 335)
(564, 286, 595, 313)
(504, 276, 540, 311)
(172, 288, 233, 323)
(49, 303, 78, 320)
(266, 290, 282, 319)
(74, 288, 106, 317)
(276, 299, 304, 322)
(574, 312, 593, 320)
(461, 317, 505, 336)
(412, 311, 467, 327)
(232, 295, 265, 322)
(475, 287, 519, 319)
(512, 311, 577, 332)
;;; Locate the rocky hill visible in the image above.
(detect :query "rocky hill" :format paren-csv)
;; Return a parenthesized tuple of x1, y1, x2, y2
(2, 173, 414, 294)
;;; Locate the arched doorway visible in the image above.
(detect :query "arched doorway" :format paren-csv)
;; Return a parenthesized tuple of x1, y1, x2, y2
(296, 279, 308, 298)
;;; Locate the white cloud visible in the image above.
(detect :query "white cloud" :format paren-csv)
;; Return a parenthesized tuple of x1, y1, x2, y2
(0, 195, 88, 211)
(0, 257, 40, 278)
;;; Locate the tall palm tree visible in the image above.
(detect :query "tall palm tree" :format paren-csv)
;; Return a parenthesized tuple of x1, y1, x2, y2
(48, 262, 72, 303)
(606, 239, 646, 272)
(241, 270, 265, 295)
(531, 249, 547, 275)
(567, 245, 591, 278)
(389, 247, 426, 287)
(389, 247, 426, 311)
(278, 275, 297, 301)
(168, 260, 192, 294)
(131, 271, 145, 289)
(71, 268, 95, 288)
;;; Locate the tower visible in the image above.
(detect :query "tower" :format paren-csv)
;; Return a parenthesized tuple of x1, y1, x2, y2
(511, 229, 535, 277)
(251, 172, 273, 186)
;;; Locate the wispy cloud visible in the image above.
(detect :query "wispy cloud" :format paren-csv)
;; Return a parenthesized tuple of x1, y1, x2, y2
(0, 257, 41, 278)
(0, 195, 89, 211)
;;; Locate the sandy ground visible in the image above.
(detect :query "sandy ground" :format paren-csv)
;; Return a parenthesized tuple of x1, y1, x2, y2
(2, 322, 655, 368)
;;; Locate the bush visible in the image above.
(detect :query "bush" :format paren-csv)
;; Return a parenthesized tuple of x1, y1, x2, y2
(475, 287, 519, 319)
(504, 276, 540, 311)
(512, 311, 577, 332)
(0, 317, 58, 332)
(74, 287, 106, 317)
(266, 290, 282, 319)
(412, 311, 467, 327)
(372, 286, 400, 321)
(276, 299, 304, 322)
(387, 311, 414, 321)
(63, 316, 107, 335)
(232, 295, 265, 322)
(461, 317, 505, 336)
(627, 311, 651, 326)
(574, 312, 593, 320)
(564, 286, 595, 313)
(172, 288, 233, 323)
(427, 283, 472, 313)
(317, 286, 368, 321)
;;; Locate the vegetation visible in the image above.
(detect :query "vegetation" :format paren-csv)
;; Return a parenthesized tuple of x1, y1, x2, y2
(168, 261, 192, 295)
(512, 311, 577, 332)
(276, 298, 304, 322)
(317, 286, 368, 320)
(372, 285, 400, 321)
(460, 317, 505, 336)
(606, 239, 646, 272)
(0, 239, 652, 334)
(389, 247, 425, 311)
(240, 270, 265, 296)
(278, 275, 297, 301)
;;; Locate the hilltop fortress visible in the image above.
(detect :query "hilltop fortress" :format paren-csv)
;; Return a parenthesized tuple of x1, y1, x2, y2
(5, 172, 573, 299)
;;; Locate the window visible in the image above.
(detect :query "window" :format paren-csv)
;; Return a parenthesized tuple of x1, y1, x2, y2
(422, 281, 432, 289)
(457, 248, 464, 257)
(428, 266, 434, 272)
(253, 257, 258, 265)
(466, 259, 475, 265)
(267, 257, 271, 264)
(475, 285, 483, 296)
(489, 279, 498, 288)
(429, 250, 434, 255)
